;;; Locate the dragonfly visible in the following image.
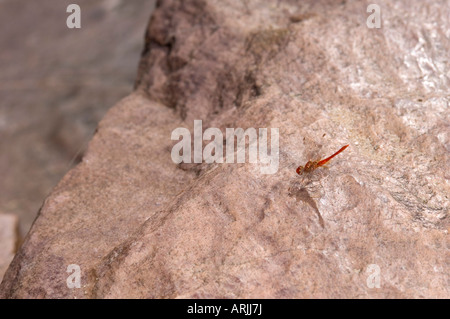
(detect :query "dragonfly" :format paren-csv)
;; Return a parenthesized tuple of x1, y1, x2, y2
(296, 144, 349, 175)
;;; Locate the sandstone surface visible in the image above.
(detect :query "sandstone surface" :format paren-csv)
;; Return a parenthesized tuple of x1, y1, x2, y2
(1, 0, 448, 298)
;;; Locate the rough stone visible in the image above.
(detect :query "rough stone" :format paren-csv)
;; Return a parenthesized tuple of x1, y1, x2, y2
(1, 0, 448, 298)
(0, 214, 19, 283)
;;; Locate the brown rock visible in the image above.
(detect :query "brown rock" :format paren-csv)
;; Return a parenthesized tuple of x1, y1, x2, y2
(1, 0, 449, 298)
(0, 214, 19, 283)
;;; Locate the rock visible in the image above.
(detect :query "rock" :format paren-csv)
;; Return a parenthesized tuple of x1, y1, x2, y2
(0, 214, 19, 283)
(1, 0, 448, 298)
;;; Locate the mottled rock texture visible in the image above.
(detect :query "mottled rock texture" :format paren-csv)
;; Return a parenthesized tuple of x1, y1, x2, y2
(0, 214, 19, 282)
(1, 0, 449, 298)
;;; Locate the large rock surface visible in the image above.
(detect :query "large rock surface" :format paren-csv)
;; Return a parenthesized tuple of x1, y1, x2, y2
(0, 214, 19, 282)
(1, 0, 449, 298)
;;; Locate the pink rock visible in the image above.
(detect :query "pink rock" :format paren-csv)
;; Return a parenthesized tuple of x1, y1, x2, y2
(1, 0, 448, 298)
(0, 214, 19, 283)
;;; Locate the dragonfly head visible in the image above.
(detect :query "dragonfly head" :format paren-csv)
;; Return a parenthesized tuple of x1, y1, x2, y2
(296, 166, 304, 175)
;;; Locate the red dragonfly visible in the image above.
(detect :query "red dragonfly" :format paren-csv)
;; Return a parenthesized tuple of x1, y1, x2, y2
(296, 144, 349, 175)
